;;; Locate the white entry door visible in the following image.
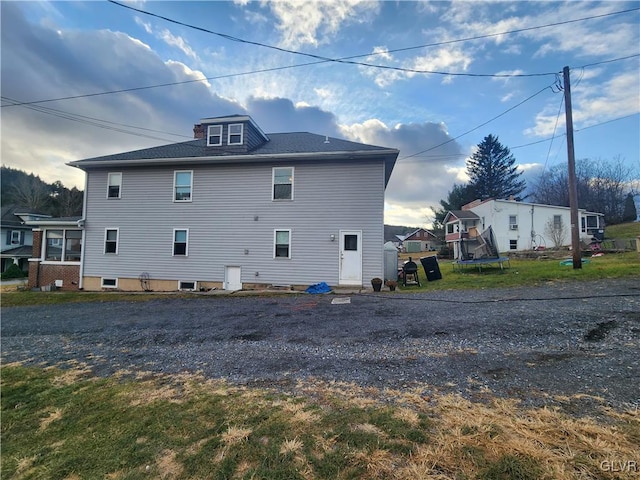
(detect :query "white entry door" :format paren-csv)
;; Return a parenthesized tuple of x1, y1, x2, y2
(339, 230, 362, 285)
(224, 266, 242, 291)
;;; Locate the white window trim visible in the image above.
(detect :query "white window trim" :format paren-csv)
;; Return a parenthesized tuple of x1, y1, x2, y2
(207, 125, 222, 146)
(178, 280, 197, 291)
(42, 228, 82, 263)
(173, 170, 193, 203)
(272, 167, 294, 201)
(107, 172, 122, 199)
(173, 228, 189, 257)
(104, 228, 119, 255)
(228, 123, 244, 145)
(101, 277, 118, 289)
(554, 215, 563, 230)
(11, 230, 21, 244)
(274, 229, 291, 259)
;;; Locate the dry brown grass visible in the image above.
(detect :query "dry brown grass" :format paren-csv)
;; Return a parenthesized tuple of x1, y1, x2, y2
(4, 366, 639, 480)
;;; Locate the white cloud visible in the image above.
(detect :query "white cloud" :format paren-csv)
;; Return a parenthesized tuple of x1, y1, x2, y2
(340, 118, 466, 217)
(361, 42, 473, 88)
(411, 47, 472, 75)
(165, 60, 211, 88)
(384, 202, 434, 228)
(159, 29, 197, 60)
(314, 87, 332, 99)
(0, 3, 242, 188)
(267, 0, 380, 48)
(134, 16, 153, 34)
(526, 68, 640, 137)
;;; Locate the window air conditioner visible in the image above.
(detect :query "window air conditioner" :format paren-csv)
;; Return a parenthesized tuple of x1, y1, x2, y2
(510, 224, 518, 230)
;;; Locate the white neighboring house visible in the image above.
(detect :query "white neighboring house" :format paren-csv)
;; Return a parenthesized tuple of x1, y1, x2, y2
(445, 198, 604, 257)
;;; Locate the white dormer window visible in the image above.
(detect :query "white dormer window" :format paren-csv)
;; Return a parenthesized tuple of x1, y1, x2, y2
(228, 124, 243, 145)
(207, 125, 222, 146)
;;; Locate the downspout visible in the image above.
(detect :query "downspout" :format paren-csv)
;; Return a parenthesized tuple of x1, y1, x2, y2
(78, 172, 88, 290)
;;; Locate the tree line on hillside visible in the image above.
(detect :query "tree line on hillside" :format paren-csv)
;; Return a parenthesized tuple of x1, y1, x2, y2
(1, 166, 83, 217)
(432, 135, 638, 231)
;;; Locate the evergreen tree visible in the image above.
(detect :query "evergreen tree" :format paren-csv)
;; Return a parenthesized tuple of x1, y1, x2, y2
(467, 134, 525, 200)
(622, 192, 637, 222)
(432, 183, 477, 228)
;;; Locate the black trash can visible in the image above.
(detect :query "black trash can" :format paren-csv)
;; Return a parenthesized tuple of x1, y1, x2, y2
(420, 256, 442, 282)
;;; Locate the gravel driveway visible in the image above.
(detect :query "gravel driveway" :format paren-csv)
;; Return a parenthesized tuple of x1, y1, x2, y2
(2, 278, 639, 413)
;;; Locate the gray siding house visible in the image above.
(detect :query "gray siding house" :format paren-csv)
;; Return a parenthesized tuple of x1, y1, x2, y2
(69, 115, 399, 291)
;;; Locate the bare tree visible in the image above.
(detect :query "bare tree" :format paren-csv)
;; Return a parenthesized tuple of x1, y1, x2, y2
(530, 157, 635, 224)
(53, 187, 84, 217)
(544, 216, 566, 249)
(8, 174, 51, 211)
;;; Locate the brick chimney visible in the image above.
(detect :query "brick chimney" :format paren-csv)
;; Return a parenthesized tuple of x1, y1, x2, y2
(193, 124, 204, 139)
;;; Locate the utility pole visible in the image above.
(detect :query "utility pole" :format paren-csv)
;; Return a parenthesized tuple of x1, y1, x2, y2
(563, 66, 581, 269)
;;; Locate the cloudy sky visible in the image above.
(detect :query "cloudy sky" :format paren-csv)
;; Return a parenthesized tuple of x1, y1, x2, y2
(2, 1, 639, 227)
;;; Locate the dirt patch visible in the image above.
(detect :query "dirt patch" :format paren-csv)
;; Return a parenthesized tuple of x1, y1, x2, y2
(584, 320, 618, 342)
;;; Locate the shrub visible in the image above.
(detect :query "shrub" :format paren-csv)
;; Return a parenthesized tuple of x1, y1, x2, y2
(1, 263, 27, 280)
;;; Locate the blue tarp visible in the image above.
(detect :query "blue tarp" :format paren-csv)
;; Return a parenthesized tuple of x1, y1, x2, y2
(306, 282, 332, 294)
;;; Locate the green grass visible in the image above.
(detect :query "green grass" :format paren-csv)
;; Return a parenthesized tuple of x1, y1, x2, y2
(2, 252, 638, 307)
(0, 291, 196, 308)
(605, 221, 640, 240)
(395, 251, 639, 292)
(2, 365, 638, 480)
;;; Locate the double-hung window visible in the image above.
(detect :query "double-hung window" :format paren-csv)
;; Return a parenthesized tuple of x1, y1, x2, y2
(107, 172, 122, 198)
(274, 229, 291, 258)
(207, 125, 222, 146)
(228, 124, 243, 145)
(104, 228, 119, 254)
(10, 231, 21, 245)
(45, 230, 64, 261)
(273, 167, 294, 200)
(64, 230, 82, 261)
(553, 215, 562, 230)
(45, 229, 82, 262)
(509, 215, 518, 231)
(173, 229, 188, 256)
(174, 171, 192, 202)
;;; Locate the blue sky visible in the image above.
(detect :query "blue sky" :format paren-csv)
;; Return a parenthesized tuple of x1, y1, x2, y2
(2, 1, 639, 227)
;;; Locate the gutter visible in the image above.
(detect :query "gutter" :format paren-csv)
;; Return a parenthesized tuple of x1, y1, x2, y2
(67, 149, 400, 169)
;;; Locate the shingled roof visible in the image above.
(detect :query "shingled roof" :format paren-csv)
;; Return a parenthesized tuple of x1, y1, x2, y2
(69, 131, 399, 186)
(70, 132, 395, 163)
(445, 210, 481, 221)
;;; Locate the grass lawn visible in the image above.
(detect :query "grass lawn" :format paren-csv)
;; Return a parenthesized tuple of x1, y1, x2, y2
(605, 221, 640, 240)
(2, 252, 638, 307)
(394, 251, 639, 292)
(2, 364, 639, 480)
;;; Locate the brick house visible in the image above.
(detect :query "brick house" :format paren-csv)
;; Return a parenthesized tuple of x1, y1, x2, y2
(27, 217, 83, 291)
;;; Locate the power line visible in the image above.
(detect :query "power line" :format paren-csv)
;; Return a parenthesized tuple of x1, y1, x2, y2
(6, 6, 638, 108)
(400, 112, 638, 165)
(398, 82, 556, 161)
(0, 97, 176, 143)
(109, 0, 637, 77)
(0, 96, 192, 140)
(577, 53, 640, 70)
(541, 95, 566, 175)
